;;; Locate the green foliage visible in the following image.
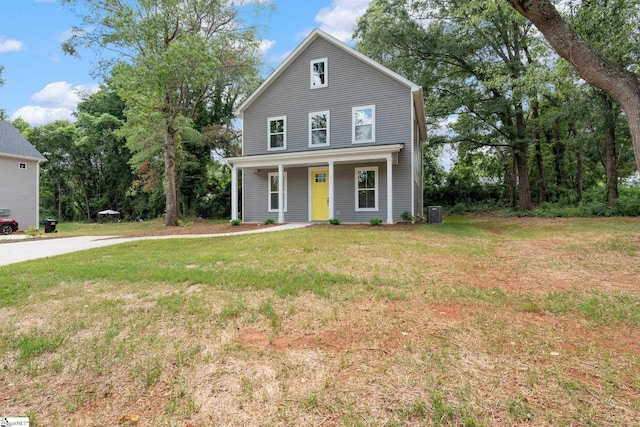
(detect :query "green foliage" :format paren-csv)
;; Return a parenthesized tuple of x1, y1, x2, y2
(369, 218, 383, 226)
(62, 0, 265, 225)
(12, 330, 65, 362)
(230, 218, 241, 226)
(328, 218, 341, 225)
(357, 0, 637, 213)
(506, 397, 533, 421)
(263, 218, 275, 225)
(25, 225, 41, 238)
(259, 299, 280, 331)
(400, 211, 414, 222)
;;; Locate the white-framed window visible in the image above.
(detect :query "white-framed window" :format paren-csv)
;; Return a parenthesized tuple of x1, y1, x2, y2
(268, 116, 287, 151)
(310, 58, 328, 88)
(18, 162, 27, 170)
(355, 166, 379, 211)
(309, 110, 330, 147)
(268, 172, 288, 212)
(352, 105, 375, 143)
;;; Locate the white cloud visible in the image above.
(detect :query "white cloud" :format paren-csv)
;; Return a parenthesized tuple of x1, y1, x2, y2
(270, 50, 291, 64)
(11, 81, 100, 126)
(11, 105, 76, 126)
(58, 28, 75, 43)
(315, 0, 372, 43)
(259, 39, 276, 57)
(0, 38, 24, 53)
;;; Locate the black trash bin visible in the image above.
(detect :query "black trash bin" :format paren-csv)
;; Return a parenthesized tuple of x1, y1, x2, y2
(44, 219, 58, 233)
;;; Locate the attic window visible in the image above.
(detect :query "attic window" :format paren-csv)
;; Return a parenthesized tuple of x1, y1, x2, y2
(310, 58, 327, 88)
(18, 162, 27, 170)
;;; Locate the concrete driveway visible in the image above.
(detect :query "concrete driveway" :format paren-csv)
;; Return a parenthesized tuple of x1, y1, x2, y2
(0, 223, 310, 267)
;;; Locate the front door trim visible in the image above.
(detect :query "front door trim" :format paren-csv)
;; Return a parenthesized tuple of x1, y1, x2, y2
(308, 166, 329, 221)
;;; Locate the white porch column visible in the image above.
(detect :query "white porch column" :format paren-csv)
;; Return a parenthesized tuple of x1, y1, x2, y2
(386, 155, 393, 224)
(231, 166, 238, 221)
(278, 163, 284, 224)
(328, 160, 335, 220)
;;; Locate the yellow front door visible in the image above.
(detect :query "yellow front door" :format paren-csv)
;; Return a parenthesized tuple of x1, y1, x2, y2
(311, 169, 329, 221)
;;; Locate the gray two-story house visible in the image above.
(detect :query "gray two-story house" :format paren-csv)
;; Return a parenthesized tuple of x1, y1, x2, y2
(225, 29, 426, 224)
(0, 121, 46, 229)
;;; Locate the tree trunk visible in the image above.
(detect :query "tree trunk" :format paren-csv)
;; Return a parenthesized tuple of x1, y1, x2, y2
(514, 108, 532, 210)
(515, 150, 533, 210)
(534, 140, 546, 204)
(550, 127, 565, 188)
(532, 103, 546, 203)
(576, 150, 584, 201)
(506, 0, 640, 172)
(164, 125, 179, 227)
(508, 156, 517, 209)
(600, 92, 618, 207)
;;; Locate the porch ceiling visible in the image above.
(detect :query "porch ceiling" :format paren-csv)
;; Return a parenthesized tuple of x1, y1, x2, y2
(224, 144, 404, 169)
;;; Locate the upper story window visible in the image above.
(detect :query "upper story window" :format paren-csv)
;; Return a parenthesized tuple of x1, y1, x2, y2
(309, 111, 330, 147)
(18, 162, 27, 170)
(268, 116, 287, 151)
(310, 58, 328, 89)
(352, 105, 375, 143)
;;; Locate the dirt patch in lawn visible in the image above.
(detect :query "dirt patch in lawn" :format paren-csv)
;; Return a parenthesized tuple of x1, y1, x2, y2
(130, 221, 278, 236)
(3, 216, 640, 426)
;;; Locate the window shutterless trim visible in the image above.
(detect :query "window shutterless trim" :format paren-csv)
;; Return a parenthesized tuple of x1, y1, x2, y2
(354, 166, 379, 211)
(268, 171, 288, 212)
(267, 116, 287, 151)
(352, 105, 375, 144)
(310, 57, 328, 89)
(308, 110, 330, 147)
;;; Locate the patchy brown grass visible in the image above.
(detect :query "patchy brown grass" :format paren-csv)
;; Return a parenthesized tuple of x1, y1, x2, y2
(1, 215, 640, 426)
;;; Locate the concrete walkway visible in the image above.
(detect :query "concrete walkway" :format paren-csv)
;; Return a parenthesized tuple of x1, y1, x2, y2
(0, 223, 311, 267)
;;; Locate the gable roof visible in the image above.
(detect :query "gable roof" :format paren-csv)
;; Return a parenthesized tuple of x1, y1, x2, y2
(237, 29, 427, 141)
(0, 121, 46, 161)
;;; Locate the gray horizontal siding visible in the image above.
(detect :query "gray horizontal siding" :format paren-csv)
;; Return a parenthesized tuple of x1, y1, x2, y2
(0, 156, 39, 228)
(239, 35, 419, 223)
(242, 158, 415, 223)
(243, 37, 413, 156)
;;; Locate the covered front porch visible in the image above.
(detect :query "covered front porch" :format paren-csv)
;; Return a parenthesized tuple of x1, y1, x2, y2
(224, 144, 403, 224)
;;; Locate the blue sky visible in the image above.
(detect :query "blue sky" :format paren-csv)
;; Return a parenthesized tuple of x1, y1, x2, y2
(0, 0, 372, 126)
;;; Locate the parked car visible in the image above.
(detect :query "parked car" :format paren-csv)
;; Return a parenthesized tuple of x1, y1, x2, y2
(0, 218, 19, 235)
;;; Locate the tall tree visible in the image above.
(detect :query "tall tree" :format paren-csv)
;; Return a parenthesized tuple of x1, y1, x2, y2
(62, 0, 265, 226)
(28, 120, 81, 221)
(506, 0, 640, 173)
(356, 0, 543, 209)
(74, 87, 131, 219)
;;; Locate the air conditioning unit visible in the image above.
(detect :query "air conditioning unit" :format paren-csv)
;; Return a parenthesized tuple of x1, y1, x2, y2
(427, 206, 443, 224)
(0, 208, 10, 218)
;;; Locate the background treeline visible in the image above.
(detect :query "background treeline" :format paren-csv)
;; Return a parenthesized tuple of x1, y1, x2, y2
(357, 0, 640, 217)
(7, 0, 640, 222)
(12, 85, 240, 222)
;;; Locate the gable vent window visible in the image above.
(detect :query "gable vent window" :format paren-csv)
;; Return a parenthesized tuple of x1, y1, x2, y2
(18, 162, 27, 170)
(310, 58, 328, 89)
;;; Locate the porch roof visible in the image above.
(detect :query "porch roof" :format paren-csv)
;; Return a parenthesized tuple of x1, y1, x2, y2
(223, 144, 404, 170)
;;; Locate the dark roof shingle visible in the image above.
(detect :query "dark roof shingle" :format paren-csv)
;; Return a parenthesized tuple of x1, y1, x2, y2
(0, 121, 46, 161)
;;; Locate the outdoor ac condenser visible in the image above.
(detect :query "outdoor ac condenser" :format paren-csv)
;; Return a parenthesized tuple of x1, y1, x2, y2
(427, 206, 443, 224)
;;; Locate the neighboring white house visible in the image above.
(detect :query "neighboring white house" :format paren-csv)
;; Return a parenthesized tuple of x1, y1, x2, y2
(0, 121, 46, 230)
(225, 29, 427, 224)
